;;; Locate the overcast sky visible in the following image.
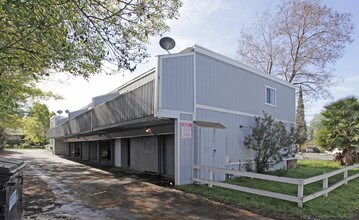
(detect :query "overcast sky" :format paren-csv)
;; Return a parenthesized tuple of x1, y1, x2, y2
(39, 0, 359, 122)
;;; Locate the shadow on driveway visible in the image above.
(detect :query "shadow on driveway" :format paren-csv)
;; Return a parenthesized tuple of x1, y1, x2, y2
(4, 150, 271, 220)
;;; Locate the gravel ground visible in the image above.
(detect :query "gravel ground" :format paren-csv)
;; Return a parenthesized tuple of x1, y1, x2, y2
(2, 150, 271, 220)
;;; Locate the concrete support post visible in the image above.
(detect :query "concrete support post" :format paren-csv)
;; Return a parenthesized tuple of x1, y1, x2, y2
(114, 139, 122, 167)
(97, 141, 100, 163)
(174, 119, 180, 185)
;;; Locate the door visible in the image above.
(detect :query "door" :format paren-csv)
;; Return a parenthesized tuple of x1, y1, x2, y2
(162, 135, 175, 176)
(198, 127, 226, 181)
(130, 136, 158, 173)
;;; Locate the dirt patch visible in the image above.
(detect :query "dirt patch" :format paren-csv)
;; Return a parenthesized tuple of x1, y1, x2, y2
(22, 168, 63, 218)
(6, 150, 272, 219)
(63, 156, 175, 187)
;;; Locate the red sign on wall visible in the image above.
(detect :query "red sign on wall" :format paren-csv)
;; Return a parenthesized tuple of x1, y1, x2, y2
(181, 122, 192, 139)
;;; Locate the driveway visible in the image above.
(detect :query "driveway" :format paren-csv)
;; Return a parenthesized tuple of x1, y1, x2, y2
(4, 150, 270, 220)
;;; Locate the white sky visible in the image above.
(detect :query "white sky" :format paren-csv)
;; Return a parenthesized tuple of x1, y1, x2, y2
(39, 0, 359, 122)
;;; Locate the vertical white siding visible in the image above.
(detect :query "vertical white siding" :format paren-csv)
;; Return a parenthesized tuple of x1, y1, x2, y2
(196, 53, 295, 122)
(180, 114, 193, 121)
(198, 127, 226, 181)
(176, 120, 195, 185)
(160, 55, 194, 113)
(196, 108, 265, 169)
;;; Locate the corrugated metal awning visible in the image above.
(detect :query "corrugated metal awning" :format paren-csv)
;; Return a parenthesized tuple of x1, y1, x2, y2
(194, 121, 225, 129)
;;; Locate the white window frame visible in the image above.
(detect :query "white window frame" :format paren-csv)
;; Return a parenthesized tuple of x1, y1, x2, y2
(265, 86, 277, 107)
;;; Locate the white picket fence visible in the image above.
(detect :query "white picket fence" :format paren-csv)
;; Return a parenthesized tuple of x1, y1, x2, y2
(193, 164, 359, 207)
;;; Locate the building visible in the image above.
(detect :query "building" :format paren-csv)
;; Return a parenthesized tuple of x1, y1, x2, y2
(47, 45, 295, 185)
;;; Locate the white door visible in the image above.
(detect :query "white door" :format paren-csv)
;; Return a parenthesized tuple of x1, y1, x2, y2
(198, 127, 226, 181)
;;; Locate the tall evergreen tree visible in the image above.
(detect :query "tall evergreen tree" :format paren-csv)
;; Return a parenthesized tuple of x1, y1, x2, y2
(296, 86, 307, 145)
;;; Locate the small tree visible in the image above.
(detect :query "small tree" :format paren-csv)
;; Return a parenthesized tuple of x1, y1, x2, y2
(22, 102, 53, 146)
(244, 113, 296, 173)
(316, 97, 359, 165)
(295, 86, 307, 148)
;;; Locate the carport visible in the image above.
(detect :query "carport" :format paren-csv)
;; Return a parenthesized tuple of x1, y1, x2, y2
(53, 114, 175, 177)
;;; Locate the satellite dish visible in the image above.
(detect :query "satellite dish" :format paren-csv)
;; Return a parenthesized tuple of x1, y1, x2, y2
(65, 110, 70, 114)
(56, 110, 63, 114)
(159, 37, 176, 54)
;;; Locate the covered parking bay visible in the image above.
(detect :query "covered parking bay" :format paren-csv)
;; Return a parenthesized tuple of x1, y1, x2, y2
(47, 77, 175, 178)
(57, 117, 175, 177)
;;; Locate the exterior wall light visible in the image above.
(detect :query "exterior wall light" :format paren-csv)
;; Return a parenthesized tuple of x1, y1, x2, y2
(145, 127, 157, 136)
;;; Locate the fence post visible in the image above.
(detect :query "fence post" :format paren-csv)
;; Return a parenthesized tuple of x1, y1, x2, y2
(323, 172, 328, 197)
(297, 183, 304, 207)
(344, 170, 348, 185)
(209, 170, 213, 188)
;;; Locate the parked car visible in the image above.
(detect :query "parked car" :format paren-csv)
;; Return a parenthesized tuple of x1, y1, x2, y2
(306, 147, 320, 153)
(325, 148, 342, 155)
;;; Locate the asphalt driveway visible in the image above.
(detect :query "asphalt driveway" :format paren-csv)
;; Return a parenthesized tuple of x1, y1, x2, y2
(4, 150, 270, 220)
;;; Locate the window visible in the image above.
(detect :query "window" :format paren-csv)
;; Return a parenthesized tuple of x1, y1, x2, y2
(265, 86, 276, 106)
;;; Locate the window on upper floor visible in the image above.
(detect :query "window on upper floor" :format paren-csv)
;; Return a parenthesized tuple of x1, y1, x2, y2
(265, 86, 276, 106)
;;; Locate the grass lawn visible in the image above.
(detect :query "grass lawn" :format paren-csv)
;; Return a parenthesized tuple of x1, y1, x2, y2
(176, 160, 359, 220)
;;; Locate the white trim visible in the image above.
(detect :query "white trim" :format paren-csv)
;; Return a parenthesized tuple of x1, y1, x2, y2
(156, 109, 194, 119)
(110, 132, 174, 139)
(196, 104, 294, 124)
(196, 104, 256, 118)
(111, 68, 156, 93)
(176, 119, 195, 185)
(265, 103, 277, 107)
(192, 45, 295, 89)
(178, 119, 194, 123)
(154, 58, 159, 114)
(158, 52, 194, 59)
(265, 86, 277, 107)
(158, 57, 163, 109)
(196, 126, 201, 178)
(190, 120, 195, 183)
(174, 119, 181, 184)
(193, 52, 197, 121)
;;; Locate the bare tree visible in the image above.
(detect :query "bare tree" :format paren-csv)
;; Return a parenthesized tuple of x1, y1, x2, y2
(237, 0, 354, 100)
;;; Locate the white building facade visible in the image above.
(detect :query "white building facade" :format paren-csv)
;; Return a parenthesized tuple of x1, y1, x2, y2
(47, 45, 295, 185)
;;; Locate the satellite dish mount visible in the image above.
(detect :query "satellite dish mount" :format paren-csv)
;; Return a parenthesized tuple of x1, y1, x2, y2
(159, 37, 176, 54)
